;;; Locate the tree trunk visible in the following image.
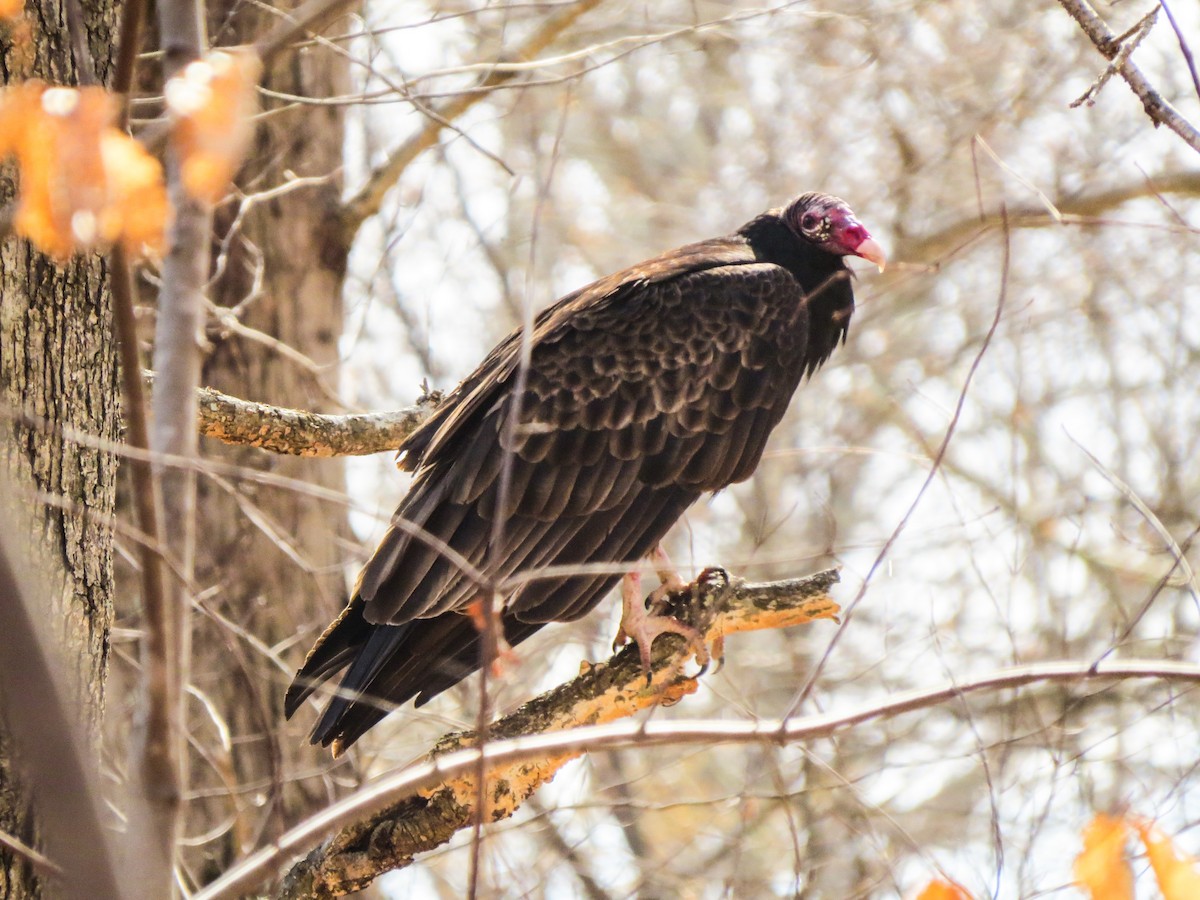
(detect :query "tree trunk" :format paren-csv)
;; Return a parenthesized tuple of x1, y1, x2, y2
(175, 2, 353, 884)
(0, 0, 121, 892)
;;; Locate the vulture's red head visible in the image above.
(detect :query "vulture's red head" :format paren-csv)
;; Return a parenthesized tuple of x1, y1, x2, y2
(785, 193, 887, 272)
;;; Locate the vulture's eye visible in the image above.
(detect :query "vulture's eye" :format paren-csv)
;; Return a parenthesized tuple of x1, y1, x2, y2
(800, 212, 821, 231)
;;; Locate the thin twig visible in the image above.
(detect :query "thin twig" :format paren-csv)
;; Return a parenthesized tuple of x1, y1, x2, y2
(198, 655, 1200, 900)
(107, 0, 171, 889)
(340, 0, 605, 236)
(1159, 0, 1200, 107)
(253, 0, 361, 62)
(113, 248, 175, 896)
(1069, 433, 1200, 607)
(1070, 6, 1158, 109)
(0, 827, 60, 878)
(784, 201, 1012, 718)
(1093, 523, 1200, 667)
(111, 0, 149, 128)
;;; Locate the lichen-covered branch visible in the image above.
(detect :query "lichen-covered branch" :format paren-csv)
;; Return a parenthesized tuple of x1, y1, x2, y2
(193, 387, 434, 457)
(144, 372, 437, 457)
(275, 568, 840, 899)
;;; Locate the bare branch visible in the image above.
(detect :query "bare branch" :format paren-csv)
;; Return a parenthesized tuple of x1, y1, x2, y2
(126, 0, 211, 889)
(340, 0, 605, 236)
(252, 0, 361, 63)
(199, 568, 840, 898)
(195, 641, 1200, 898)
(900, 170, 1200, 264)
(1057, 0, 1200, 154)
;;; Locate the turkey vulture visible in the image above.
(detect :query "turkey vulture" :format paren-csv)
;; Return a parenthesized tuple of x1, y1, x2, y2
(285, 192, 885, 752)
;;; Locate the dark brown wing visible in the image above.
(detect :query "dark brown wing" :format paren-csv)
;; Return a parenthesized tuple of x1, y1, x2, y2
(363, 260, 814, 623)
(396, 236, 756, 473)
(286, 254, 840, 749)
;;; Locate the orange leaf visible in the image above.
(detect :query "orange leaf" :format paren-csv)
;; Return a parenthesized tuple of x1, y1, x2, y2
(913, 877, 973, 900)
(100, 131, 170, 257)
(0, 0, 23, 21)
(166, 48, 261, 203)
(1074, 814, 1133, 900)
(1134, 819, 1200, 900)
(0, 81, 169, 259)
(0, 83, 112, 258)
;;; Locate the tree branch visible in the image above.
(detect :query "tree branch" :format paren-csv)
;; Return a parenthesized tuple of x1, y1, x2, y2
(339, 0, 604, 237)
(192, 607, 1200, 900)
(146, 373, 438, 457)
(195, 568, 840, 899)
(899, 170, 1200, 264)
(1057, 0, 1200, 154)
(127, 0, 211, 889)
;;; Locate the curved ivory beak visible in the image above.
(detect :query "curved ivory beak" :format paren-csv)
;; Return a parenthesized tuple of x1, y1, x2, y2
(853, 237, 887, 273)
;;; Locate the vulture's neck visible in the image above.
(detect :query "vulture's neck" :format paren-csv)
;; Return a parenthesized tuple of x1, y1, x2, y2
(739, 213, 855, 370)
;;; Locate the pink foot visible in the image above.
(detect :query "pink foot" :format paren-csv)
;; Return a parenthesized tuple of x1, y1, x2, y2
(615, 569, 709, 672)
(650, 545, 689, 595)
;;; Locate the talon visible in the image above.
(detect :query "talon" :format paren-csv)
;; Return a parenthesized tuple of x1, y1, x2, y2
(618, 569, 709, 672)
(710, 634, 726, 673)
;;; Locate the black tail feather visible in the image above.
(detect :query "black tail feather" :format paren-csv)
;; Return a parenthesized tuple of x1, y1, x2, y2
(305, 612, 544, 750)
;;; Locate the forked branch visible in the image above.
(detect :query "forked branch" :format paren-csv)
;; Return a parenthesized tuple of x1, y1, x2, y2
(1058, 0, 1200, 154)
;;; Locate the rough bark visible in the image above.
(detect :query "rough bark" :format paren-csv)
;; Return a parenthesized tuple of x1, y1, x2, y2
(174, 0, 353, 884)
(0, 0, 121, 896)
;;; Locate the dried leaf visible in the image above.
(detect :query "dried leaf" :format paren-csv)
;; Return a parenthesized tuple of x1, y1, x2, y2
(1075, 814, 1133, 900)
(0, 81, 169, 259)
(0, 83, 112, 258)
(0, 0, 22, 21)
(913, 877, 973, 900)
(166, 48, 262, 203)
(1135, 819, 1200, 900)
(100, 131, 170, 257)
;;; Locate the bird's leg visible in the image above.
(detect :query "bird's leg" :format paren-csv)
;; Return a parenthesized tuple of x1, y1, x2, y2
(648, 545, 689, 609)
(614, 568, 710, 673)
